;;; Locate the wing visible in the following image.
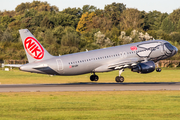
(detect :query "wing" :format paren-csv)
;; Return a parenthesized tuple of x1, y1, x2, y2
(108, 58, 140, 70)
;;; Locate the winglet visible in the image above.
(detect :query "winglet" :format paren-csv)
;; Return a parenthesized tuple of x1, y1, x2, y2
(19, 29, 53, 63)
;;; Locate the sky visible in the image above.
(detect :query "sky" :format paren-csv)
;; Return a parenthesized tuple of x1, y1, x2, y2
(0, 0, 180, 14)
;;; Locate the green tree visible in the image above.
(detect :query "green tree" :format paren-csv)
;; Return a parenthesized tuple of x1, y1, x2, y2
(1, 28, 13, 42)
(170, 32, 180, 43)
(105, 26, 120, 45)
(8, 20, 21, 31)
(94, 9, 104, 17)
(1, 15, 13, 26)
(80, 29, 98, 46)
(120, 8, 142, 31)
(61, 7, 82, 18)
(156, 30, 171, 40)
(15, 1, 59, 13)
(50, 13, 79, 28)
(82, 5, 97, 13)
(24, 9, 37, 17)
(20, 17, 32, 28)
(44, 29, 57, 44)
(143, 11, 166, 31)
(53, 26, 65, 44)
(30, 13, 44, 27)
(104, 2, 126, 26)
(40, 16, 54, 28)
(59, 46, 79, 55)
(61, 32, 80, 47)
(169, 9, 180, 26)
(86, 16, 112, 32)
(15, 2, 29, 13)
(147, 30, 157, 39)
(161, 17, 175, 33)
(61, 26, 80, 47)
(177, 19, 180, 32)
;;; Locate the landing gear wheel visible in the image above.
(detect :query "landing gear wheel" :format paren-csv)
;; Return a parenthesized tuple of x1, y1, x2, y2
(156, 68, 161, 72)
(115, 76, 124, 83)
(90, 75, 95, 81)
(90, 75, 99, 81)
(93, 75, 99, 81)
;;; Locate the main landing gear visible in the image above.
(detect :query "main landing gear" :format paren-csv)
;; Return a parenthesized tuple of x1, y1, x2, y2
(90, 73, 99, 81)
(115, 69, 124, 83)
(90, 70, 125, 83)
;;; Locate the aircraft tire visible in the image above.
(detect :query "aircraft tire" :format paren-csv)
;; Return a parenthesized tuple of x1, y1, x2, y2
(115, 76, 124, 83)
(90, 75, 99, 81)
(90, 75, 95, 81)
(156, 68, 161, 72)
(94, 75, 99, 81)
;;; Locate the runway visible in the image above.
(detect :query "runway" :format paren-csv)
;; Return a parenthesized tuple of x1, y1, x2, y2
(0, 82, 180, 92)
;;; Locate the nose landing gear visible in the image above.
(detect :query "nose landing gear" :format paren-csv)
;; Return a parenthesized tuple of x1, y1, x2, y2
(155, 62, 161, 72)
(156, 68, 161, 72)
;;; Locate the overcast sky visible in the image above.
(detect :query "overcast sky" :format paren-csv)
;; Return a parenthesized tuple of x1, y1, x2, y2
(0, 0, 180, 14)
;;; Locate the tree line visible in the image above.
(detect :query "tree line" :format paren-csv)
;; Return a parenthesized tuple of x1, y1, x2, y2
(0, 1, 180, 61)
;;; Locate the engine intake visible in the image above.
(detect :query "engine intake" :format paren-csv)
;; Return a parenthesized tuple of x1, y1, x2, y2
(131, 61, 155, 74)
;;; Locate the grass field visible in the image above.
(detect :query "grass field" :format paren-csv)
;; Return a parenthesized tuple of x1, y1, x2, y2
(0, 68, 180, 84)
(0, 91, 180, 120)
(0, 68, 180, 120)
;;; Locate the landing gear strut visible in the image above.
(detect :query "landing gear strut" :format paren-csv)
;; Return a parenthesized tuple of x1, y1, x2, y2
(90, 73, 99, 81)
(115, 69, 124, 83)
(155, 62, 161, 72)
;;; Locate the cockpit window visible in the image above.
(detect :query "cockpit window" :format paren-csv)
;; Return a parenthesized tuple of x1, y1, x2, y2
(165, 43, 174, 51)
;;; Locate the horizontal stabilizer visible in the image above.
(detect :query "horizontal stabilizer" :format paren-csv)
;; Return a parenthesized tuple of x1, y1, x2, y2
(4, 64, 23, 68)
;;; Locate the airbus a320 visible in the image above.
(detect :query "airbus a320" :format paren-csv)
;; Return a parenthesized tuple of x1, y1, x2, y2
(15, 29, 178, 82)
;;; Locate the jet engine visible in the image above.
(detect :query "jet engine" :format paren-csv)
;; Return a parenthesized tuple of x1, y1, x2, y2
(131, 61, 155, 73)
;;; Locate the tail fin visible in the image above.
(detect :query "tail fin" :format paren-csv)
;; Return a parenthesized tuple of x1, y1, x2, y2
(19, 29, 53, 63)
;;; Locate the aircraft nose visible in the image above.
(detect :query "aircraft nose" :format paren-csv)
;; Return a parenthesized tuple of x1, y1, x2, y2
(164, 43, 178, 56)
(173, 46, 178, 55)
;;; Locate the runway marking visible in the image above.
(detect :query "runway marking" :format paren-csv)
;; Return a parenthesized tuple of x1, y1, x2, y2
(0, 82, 180, 92)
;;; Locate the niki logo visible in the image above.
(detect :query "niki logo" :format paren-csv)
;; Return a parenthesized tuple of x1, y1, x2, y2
(130, 46, 137, 51)
(24, 37, 44, 60)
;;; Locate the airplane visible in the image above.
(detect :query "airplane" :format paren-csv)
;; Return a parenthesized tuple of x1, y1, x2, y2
(14, 29, 178, 82)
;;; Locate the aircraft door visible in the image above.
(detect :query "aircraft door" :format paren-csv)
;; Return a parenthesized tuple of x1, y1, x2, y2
(160, 44, 164, 54)
(56, 59, 63, 73)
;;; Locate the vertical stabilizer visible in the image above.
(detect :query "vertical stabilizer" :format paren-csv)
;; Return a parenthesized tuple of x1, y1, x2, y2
(19, 29, 53, 63)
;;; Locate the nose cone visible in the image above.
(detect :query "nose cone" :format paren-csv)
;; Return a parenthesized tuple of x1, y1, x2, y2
(164, 43, 178, 56)
(174, 46, 178, 54)
(172, 46, 178, 56)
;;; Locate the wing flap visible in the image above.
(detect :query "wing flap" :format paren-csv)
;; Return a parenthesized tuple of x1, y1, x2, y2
(108, 58, 139, 70)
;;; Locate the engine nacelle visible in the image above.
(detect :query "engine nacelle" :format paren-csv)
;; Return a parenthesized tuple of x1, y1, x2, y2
(131, 61, 155, 74)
